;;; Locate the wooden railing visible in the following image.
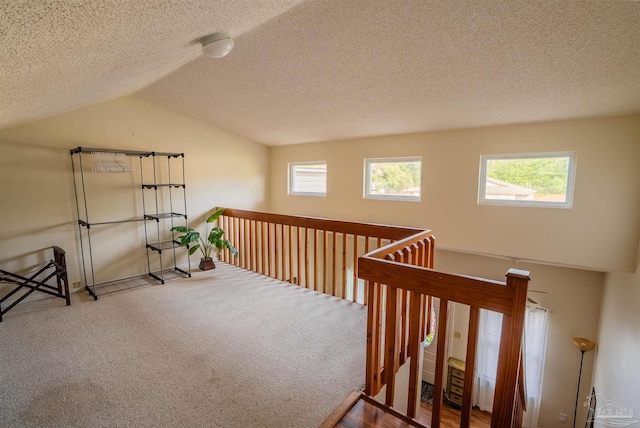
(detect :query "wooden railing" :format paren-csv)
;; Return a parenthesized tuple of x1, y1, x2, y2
(359, 239, 529, 427)
(218, 208, 424, 303)
(218, 208, 528, 427)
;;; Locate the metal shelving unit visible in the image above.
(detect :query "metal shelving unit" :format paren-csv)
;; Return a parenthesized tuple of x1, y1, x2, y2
(140, 152, 191, 284)
(70, 147, 191, 300)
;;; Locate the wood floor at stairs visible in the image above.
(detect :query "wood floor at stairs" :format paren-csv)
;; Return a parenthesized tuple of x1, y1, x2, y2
(321, 391, 492, 428)
(417, 401, 492, 428)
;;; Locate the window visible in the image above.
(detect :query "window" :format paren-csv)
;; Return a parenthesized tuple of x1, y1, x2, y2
(474, 307, 549, 428)
(364, 157, 422, 201)
(288, 161, 327, 196)
(478, 152, 577, 208)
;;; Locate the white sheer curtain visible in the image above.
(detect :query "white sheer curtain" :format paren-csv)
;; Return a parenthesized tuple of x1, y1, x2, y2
(473, 307, 549, 428)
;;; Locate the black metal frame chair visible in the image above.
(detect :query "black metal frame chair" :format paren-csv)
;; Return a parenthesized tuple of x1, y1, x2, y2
(0, 246, 70, 322)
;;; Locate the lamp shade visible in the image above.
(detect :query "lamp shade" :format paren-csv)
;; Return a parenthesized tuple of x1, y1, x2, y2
(201, 32, 234, 58)
(572, 337, 596, 352)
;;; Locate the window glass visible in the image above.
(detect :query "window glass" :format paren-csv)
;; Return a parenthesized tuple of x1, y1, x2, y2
(478, 152, 577, 208)
(364, 157, 421, 201)
(288, 161, 327, 196)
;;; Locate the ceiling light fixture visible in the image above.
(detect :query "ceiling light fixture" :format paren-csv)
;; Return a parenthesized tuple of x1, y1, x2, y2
(201, 32, 234, 58)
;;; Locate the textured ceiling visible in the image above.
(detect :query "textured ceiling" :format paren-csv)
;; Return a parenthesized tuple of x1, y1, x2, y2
(0, 0, 304, 129)
(2, 1, 640, 145)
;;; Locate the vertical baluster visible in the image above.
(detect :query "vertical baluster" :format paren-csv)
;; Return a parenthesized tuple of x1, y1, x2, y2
(384, 285, 401, 406)
(288, 226, 293, 282)
(250, 220, 255, 272)
(323, 231, 328, 294)
(264, 221, 268, 274)
(406, 290, 425, 418)
(402, 290, 410, 365)
(250, 220, 255, 270)
(432, 298, 450, 428)
(254, 221, 258, 272)
(410, 243, 421, 359)
(313, 229, 318, 291)
(410, 243, 419, 266)
(429, 236, 436, 267)
(235, 217, 240, 266)
(427, 296, 433, 335)
(232, 217, 237, 266)
(219, 216, 225, 262)
(242, 218, 249, 269)
(280, 224, 287, 281)
(262, 221, 266, 275)
(419, 294, 426, 345)
(353, 235, 358, 303)
(296, 227, 301, 285)
(267, 222, 272, 277)
(400, 247, 411, 364)
(253, 221, 258, 273)
(417, 240, 425, 267)
(236, 217, 241, 266)
(461, 307, 480, 427)
(221, 216, 226, 263)
(342, 232, 347, 299)
(363, 237, 370, 305)
(332, 232, 337, 297)
(375, 282, 383, 393)
(239, 219, 245, 268)
(365, 281, 381, 396)
(258, 221, 267, 275)
(425, 237, 432, 269)
(224, 216, 233, 264)
(304, 227, 309, 287)
(246, 219, 251, 269)
(377, 237, 382, 251)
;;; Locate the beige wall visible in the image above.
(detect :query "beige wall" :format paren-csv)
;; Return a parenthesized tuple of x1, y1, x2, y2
(436, 250, 603, 428)
(270, 115, 640, 272)
(0, 96, 268, 291)
(591, 239, 640, 427)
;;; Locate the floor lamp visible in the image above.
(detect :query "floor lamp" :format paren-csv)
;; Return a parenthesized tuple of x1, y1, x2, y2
(573, 337, 596, 428)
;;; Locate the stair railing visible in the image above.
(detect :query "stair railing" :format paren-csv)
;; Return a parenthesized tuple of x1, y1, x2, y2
(359, 238, 529, 427)
(218, 208, 529, 427)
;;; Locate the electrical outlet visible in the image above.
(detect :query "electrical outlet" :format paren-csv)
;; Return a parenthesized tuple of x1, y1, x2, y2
(73, 281, 82, 288)
(454, 331, 462, 339)
(559, 413, 567, 423)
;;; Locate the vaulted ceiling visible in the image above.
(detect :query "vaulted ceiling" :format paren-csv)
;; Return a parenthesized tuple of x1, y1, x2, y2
(2, 1, 639, 145)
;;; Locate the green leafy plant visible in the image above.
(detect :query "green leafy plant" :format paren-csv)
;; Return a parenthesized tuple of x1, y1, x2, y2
(171, 207, 238, 259)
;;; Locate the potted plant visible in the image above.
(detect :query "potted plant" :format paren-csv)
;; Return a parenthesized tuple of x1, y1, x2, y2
(171, 207, 238, 270)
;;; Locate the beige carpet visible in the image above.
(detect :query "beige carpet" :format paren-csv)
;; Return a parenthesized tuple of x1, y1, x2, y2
(0, 263, 367, 427)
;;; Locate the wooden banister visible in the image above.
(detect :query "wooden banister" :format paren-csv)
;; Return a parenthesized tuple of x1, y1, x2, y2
(218, 208, 530, 427)
(222, 208, 422, 240)
(359, 235, 530, 426)
(220, 208, 415, 303)
(358, 257, 515, 315)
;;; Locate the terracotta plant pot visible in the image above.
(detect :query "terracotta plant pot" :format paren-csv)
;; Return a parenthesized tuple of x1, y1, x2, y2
(199, 257, 216, 271)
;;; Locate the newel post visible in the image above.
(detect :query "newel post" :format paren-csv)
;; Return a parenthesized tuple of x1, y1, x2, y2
(491, 269, 530, 428)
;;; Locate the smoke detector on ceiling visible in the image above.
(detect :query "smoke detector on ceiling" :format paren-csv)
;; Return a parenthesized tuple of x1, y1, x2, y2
(201, 32, 234, 58)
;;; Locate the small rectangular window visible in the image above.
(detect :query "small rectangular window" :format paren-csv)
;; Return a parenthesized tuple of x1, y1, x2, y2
(478, 151, 577, 208)
(288, 161, 327, 196)
(364, 157, 422, 201)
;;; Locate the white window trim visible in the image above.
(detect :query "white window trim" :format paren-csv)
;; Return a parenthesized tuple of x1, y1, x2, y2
(364, 156, 422, 202)
(478, 151, 577, 209)
(288, 160, 327, 197)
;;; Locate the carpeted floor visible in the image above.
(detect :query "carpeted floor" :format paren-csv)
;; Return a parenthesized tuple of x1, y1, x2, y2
(0, 263, 367, 427)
